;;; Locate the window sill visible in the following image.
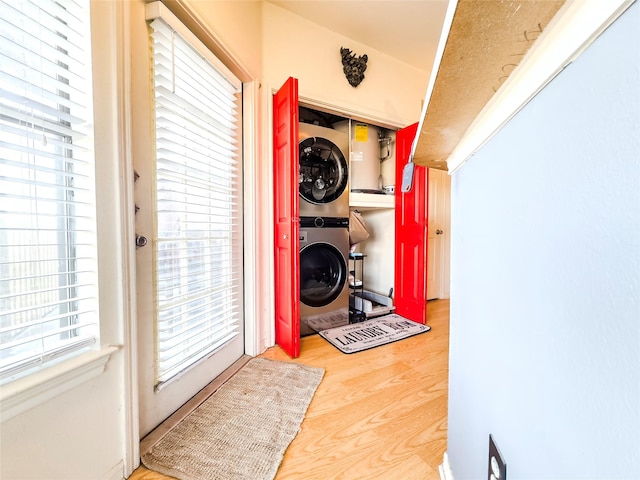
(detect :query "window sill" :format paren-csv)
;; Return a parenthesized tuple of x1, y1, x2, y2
(0, 346, 119, 422)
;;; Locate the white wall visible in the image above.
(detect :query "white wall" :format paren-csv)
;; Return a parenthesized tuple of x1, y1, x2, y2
(448, 3, 639, 478)
(262, 2, 427, 128)
(356, 209, 395, 296)
(0, 367, 125, 480)
(178, 0, 263, 79)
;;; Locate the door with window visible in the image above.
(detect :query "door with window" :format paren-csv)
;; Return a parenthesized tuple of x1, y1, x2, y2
(133, 4, 245, 436)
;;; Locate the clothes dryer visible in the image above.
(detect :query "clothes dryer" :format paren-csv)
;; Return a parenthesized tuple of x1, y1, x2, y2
(299, 216, 350, 336)
(298, 123, 349, 218)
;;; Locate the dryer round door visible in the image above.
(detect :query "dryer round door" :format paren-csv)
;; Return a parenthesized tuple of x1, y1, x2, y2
(300, 242, 347, 307)
(299, 137, 348, 204)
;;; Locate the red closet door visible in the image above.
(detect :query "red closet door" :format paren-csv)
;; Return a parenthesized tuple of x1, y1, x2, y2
(394, 123, 428, 324)
(273, 77, 300, 358)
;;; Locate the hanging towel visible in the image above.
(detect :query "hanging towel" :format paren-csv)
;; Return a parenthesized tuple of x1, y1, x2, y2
(349, 210, 370, 245)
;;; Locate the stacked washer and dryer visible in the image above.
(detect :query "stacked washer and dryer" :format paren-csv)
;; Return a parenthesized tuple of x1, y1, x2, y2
(298, 123, 351, 336)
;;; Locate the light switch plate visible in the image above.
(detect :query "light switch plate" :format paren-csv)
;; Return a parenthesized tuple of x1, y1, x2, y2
(488, 434, 507, 480)
(400, 161, 415, 192)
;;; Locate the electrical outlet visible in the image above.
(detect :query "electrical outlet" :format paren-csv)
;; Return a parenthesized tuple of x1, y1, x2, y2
(488, 435, 507, 480)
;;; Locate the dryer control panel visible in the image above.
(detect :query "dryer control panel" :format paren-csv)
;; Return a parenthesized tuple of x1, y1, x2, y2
(300, 216, 349, 229)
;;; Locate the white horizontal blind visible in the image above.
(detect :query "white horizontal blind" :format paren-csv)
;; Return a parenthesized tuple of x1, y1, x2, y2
(0, 0, 98, 383)
(149, 17, 243, 386)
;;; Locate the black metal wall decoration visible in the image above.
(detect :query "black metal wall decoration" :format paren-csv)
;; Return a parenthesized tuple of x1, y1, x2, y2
(340, 47, 368, 88)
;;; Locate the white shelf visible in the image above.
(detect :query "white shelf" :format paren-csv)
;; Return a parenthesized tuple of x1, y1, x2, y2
(349, 192, 395, 210)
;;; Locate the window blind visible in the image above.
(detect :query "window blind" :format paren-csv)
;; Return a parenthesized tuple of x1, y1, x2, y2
(0, 0, 98, 383)
(149, 17, 243, 386)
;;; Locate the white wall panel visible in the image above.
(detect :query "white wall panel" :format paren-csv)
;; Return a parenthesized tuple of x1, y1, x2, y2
(448, 3, 639, 477)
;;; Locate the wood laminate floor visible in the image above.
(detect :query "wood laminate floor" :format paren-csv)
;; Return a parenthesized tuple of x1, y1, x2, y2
(129, 299, 449, 480)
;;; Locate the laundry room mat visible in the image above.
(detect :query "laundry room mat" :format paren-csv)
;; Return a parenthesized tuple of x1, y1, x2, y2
(318, 313, 431, 354)
(141, 357, 324, 480)
(304, 307, 350, 333)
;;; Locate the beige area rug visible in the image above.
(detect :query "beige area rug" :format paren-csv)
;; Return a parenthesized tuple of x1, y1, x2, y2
(142, 357, 324, 480)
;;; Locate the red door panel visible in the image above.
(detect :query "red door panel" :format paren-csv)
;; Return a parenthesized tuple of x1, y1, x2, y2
(394, 123, 428, 324)
(273, 77, 300, 358)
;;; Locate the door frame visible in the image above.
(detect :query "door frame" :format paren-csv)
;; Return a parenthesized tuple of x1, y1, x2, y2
(114, 0, 138, 474)
(243, 80, 273, 357)
(437, 170, 452, 299)
(262, 90, 411, 349)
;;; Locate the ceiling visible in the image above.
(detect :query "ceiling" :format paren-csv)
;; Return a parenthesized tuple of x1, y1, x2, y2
(266, 0, 450, 72)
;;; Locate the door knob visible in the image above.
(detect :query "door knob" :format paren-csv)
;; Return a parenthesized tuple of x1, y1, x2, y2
(436, 229, 443, 235)
(136, 235, 148, 248)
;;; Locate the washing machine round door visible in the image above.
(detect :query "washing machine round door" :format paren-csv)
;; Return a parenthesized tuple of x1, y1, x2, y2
(299, 242, 347, 307)
(299, 137, 348, 204)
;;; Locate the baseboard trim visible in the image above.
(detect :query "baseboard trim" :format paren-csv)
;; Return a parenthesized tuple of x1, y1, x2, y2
(102, 460, 124, 480)
(439, 452, 455, 480)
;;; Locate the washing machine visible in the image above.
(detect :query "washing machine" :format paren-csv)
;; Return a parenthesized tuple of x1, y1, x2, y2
(299, 216, 350, 336)
(298, 123, 349, 218)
